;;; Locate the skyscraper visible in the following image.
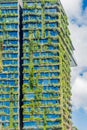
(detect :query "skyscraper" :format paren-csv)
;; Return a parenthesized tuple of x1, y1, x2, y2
(0, 0, 76, 130)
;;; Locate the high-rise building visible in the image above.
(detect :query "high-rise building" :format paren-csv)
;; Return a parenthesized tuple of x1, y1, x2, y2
(0, 0, 76, 130)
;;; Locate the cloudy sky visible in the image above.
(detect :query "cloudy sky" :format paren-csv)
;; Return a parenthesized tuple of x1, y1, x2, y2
(60, 0, 87, 129)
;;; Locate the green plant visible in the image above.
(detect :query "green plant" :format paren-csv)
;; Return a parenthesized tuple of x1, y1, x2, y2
(0, 36, 3, 72)
(41, 1, 45, 38)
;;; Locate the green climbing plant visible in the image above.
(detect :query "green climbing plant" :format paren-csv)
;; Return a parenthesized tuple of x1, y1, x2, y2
(9, 88, 14, 129)
(41, 0, 45, 38)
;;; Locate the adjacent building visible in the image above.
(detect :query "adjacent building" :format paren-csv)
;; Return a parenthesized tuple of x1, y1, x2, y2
(0, 0, 76, 130)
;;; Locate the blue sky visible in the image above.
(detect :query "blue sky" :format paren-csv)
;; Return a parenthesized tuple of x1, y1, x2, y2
(61, 0, 87, 130)
(72, 109, 87, 130)
(82, 0, 87, 9)
(73, 1, 87, 129)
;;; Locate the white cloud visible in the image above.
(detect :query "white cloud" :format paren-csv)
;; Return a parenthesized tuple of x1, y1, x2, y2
(60, 0, 82, 18)
(69, 23, 87, 66)
(60, 0, 87, 111)
(72, 75, 87, 111)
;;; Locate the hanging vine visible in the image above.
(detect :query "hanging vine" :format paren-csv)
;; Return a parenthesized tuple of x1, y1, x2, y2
(41, 0, 45, 38)
(28, 31, 35, 90)
(0, 36, 3, 72)
(9, 88, 14, 129)
(0, 10, 3, 73)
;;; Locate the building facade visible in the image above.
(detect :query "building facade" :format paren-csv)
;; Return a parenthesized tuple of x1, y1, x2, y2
(0, 0, 19, 129)
(0, 0, 76, 130)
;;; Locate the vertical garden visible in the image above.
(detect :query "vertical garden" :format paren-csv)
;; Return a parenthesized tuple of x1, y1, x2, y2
(0, 0, 75, 130)
(0, 0, 19, 129)
(22, 0, 74, 130)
